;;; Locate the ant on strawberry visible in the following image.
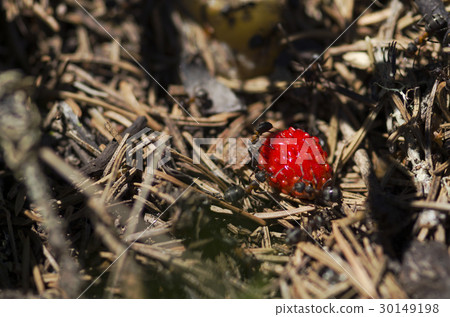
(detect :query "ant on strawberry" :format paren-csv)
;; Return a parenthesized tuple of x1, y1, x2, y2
(224, 122, 341, 205)
(257, 124, 340, 203)
(250, 121, 273, 144)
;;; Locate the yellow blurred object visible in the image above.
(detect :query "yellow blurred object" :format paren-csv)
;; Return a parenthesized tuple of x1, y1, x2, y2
(180, 0, 285, 79)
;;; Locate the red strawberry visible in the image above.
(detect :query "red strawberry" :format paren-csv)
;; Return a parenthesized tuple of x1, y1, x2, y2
(257, 127, 332, 199)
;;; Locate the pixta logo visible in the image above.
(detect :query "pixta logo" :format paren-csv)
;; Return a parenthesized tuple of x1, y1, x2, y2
(125, 128, 172, 174)
(125, 129, 326, 174)
(193, 137, 327, 165)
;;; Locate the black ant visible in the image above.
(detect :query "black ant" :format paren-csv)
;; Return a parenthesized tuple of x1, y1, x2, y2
(285, 227, 306, 245)
(245, 170, 268, 194)
(407, 14, 448, 55)
(223, 185, 245, 204)
(285, 212, 332, 245)
(223, 122, 273, 205)
(250, 121, 273, 144)
(224, 174, 341, 205)
(223, 182, 260, 205)
(223, 171, 266, 204)
(248, 121, 274, 172)
(254, 170, 267, 183)
(321, 185, 342, 203)
(292, 178, 341, 204)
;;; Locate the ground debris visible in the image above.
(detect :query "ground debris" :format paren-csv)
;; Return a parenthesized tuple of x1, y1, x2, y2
(1, 0, 450, 299)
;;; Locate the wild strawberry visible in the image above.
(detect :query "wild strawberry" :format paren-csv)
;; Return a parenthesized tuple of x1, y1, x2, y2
(257, 127, 333, 200)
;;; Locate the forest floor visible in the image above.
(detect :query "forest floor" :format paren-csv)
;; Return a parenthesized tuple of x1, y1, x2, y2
(0, 0, 450, 298)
